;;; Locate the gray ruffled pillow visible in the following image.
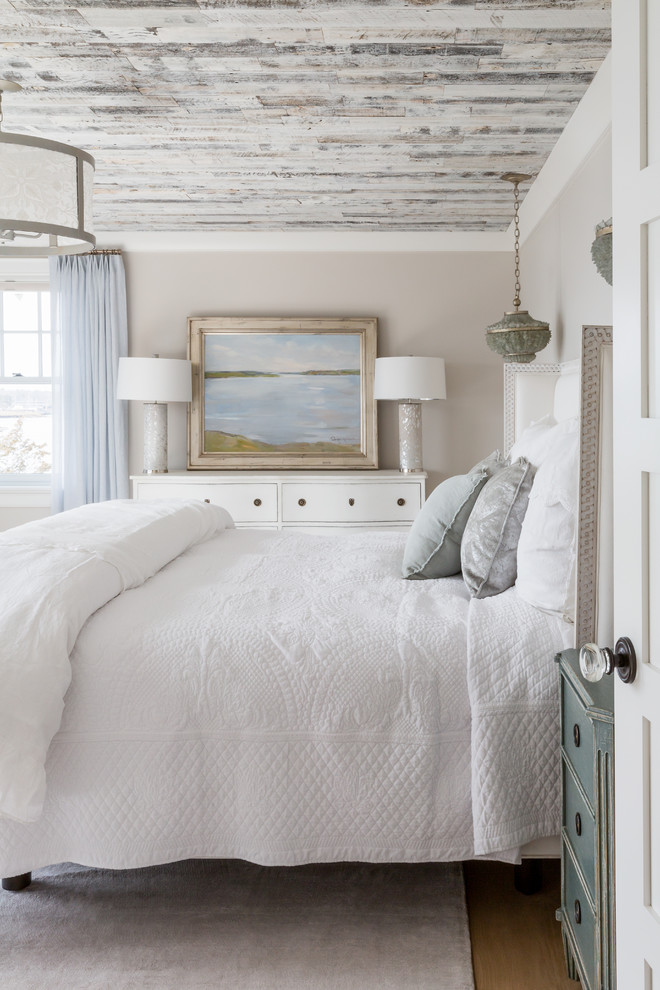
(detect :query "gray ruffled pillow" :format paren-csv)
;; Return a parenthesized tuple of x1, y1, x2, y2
(460, 457, 535, 598)
(402, 451, 506, 580)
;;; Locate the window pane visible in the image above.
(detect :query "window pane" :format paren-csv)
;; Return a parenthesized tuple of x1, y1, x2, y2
(0, 383, 51, 474)
(42, 333, 51, 377)
(4, 333, 40, 377)
(40, 293, 51, 332)
(0, 290, 51, 477)
(3, 291, 39, 331)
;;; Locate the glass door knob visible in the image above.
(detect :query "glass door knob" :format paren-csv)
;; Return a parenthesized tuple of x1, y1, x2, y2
(579, 637, 637, 684)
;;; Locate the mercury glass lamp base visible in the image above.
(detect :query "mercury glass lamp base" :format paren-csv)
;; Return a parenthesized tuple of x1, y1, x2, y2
(398, 401, 423, 473)
(143, 401, 168, 474)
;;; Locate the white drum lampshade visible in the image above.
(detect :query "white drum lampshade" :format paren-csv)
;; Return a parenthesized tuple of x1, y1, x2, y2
(117, 356, 192, 474)
(374, 356, 446, 472)
(0, 80, 95, 257)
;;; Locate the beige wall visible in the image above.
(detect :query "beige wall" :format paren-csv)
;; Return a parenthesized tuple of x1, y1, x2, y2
(521, 133, 613, 364)
(124, 250, 512, 493)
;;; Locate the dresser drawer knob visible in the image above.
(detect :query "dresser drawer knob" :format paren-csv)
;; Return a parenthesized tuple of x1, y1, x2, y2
(298, 498, 306, 507)
(574, 899, 582, 925)
(573, 724, 581, 748)
(253, 498, 262, 507)
(348, 497, 355, 506)
(575, 812, 582, 836)
(397, 497, 406, 506)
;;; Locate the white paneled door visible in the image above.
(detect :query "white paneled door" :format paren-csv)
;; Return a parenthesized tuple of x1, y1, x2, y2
(612, 0, 660, 985)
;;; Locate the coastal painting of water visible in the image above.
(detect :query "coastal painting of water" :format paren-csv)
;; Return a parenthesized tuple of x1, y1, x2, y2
(205, 332, 361, 452)
(188, 318, 378, 469)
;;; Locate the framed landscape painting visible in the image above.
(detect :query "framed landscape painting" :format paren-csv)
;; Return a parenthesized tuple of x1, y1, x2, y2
(188, 317, 378, 469)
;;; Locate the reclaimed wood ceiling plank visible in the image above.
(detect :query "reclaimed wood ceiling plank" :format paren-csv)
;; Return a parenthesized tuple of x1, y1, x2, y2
(0, 0, 611, 230)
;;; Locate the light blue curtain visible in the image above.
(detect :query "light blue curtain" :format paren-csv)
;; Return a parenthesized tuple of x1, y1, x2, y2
(50, 252, 129, 513)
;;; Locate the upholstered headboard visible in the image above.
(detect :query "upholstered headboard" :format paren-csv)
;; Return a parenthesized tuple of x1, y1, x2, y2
(503, 326, 613, 649)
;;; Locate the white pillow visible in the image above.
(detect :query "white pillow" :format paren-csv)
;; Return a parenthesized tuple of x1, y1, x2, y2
(515, 422, 580, 620)
(508, 414, 558, 468)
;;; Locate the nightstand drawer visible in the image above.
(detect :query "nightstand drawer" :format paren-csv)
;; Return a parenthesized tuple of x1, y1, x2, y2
(281, 482, 421, 523)
(563, 760, 596, 895)
(134, 482, 278, 523)
(564, 845, 597, 990)
(562, 680, 595, 808)
(557, 649, 614, 990)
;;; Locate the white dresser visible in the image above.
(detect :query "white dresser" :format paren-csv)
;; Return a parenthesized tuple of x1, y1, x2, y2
(130, 470, 426, 531)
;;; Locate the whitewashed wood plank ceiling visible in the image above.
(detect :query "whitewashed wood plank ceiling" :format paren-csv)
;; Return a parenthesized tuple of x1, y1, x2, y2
(0, 1, 611, 231)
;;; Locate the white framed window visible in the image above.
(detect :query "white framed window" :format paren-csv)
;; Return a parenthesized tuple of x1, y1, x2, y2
(0, 286, 51, 486)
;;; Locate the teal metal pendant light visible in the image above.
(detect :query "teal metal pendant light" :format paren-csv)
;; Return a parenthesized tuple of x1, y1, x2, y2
(485, 173, 551, 364)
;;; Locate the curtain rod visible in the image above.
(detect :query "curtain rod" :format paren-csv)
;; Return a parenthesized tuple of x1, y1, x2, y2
(86, 249, 122, 255)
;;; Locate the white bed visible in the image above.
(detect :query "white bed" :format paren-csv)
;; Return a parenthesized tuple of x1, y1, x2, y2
(0, 339, 610, 884)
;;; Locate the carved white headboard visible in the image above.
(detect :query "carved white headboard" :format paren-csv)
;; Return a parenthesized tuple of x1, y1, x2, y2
(503, 326, 613, 649)
(503, 361, 580, 453)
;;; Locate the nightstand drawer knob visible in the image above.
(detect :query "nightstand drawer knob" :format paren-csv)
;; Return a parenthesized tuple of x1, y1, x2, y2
(575, 812, 582, 836)
(574, 899, 582, 925)
(253, 498, 262, 507)
(298, 498, 306, 507)
(573, 724, 581, 748)
(397, 497, 406, 506)
(348, 497, 355, 506)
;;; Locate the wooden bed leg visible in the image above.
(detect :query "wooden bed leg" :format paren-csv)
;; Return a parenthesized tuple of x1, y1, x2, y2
(2, 872, 32, 891)
(514, 859, 542, 895)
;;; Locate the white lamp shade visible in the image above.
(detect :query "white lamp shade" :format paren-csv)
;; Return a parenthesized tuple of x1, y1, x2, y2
(374, 356, 446, 401)
(117, 357, 192, 403)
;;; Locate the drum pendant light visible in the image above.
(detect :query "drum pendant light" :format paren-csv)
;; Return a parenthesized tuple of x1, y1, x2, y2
(0, 80, 95, 257)
(485, 173, 550, 364)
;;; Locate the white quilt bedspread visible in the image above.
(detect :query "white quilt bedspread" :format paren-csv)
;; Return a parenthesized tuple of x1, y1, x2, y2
(57, 527, 474, 867)
(0, 499, 232, 823)
(468, 589, 573, 854)
(0, 501, 571, 871)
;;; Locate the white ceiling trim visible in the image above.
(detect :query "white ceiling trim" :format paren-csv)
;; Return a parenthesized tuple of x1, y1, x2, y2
(95, 230, 512, 253)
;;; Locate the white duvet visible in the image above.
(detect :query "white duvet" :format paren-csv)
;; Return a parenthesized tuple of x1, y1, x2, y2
(0, 500, 232, 822)
(0, 500, 571, 872)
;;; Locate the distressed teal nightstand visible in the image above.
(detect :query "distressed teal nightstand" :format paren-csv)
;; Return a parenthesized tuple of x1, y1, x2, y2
(555, 649, 615, 989)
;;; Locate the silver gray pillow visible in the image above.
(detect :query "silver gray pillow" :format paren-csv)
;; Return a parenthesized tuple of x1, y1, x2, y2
(460, 458, 535, 599)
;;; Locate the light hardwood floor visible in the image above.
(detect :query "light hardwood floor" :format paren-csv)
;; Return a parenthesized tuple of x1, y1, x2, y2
(464, 860, 578, 990)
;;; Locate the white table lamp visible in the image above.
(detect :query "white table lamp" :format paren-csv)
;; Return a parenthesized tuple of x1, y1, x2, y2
(374, 356, 446, 472)
(117, 356, 192, 474)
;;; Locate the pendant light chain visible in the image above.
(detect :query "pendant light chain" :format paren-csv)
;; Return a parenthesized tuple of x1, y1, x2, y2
(513, 180, 521, 312)
(484, 170, 550, 363)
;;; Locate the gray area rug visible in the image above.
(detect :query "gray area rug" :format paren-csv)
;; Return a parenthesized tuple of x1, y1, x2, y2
(0, 859, 475, 990)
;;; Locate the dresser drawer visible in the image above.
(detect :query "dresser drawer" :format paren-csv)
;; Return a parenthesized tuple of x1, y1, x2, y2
(133, 482, 278, 523)
(563, 760, 596, 896)
(562, 680, 595, 808)
(563, 844, 597, 990)
(281, 482, 421, 524)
